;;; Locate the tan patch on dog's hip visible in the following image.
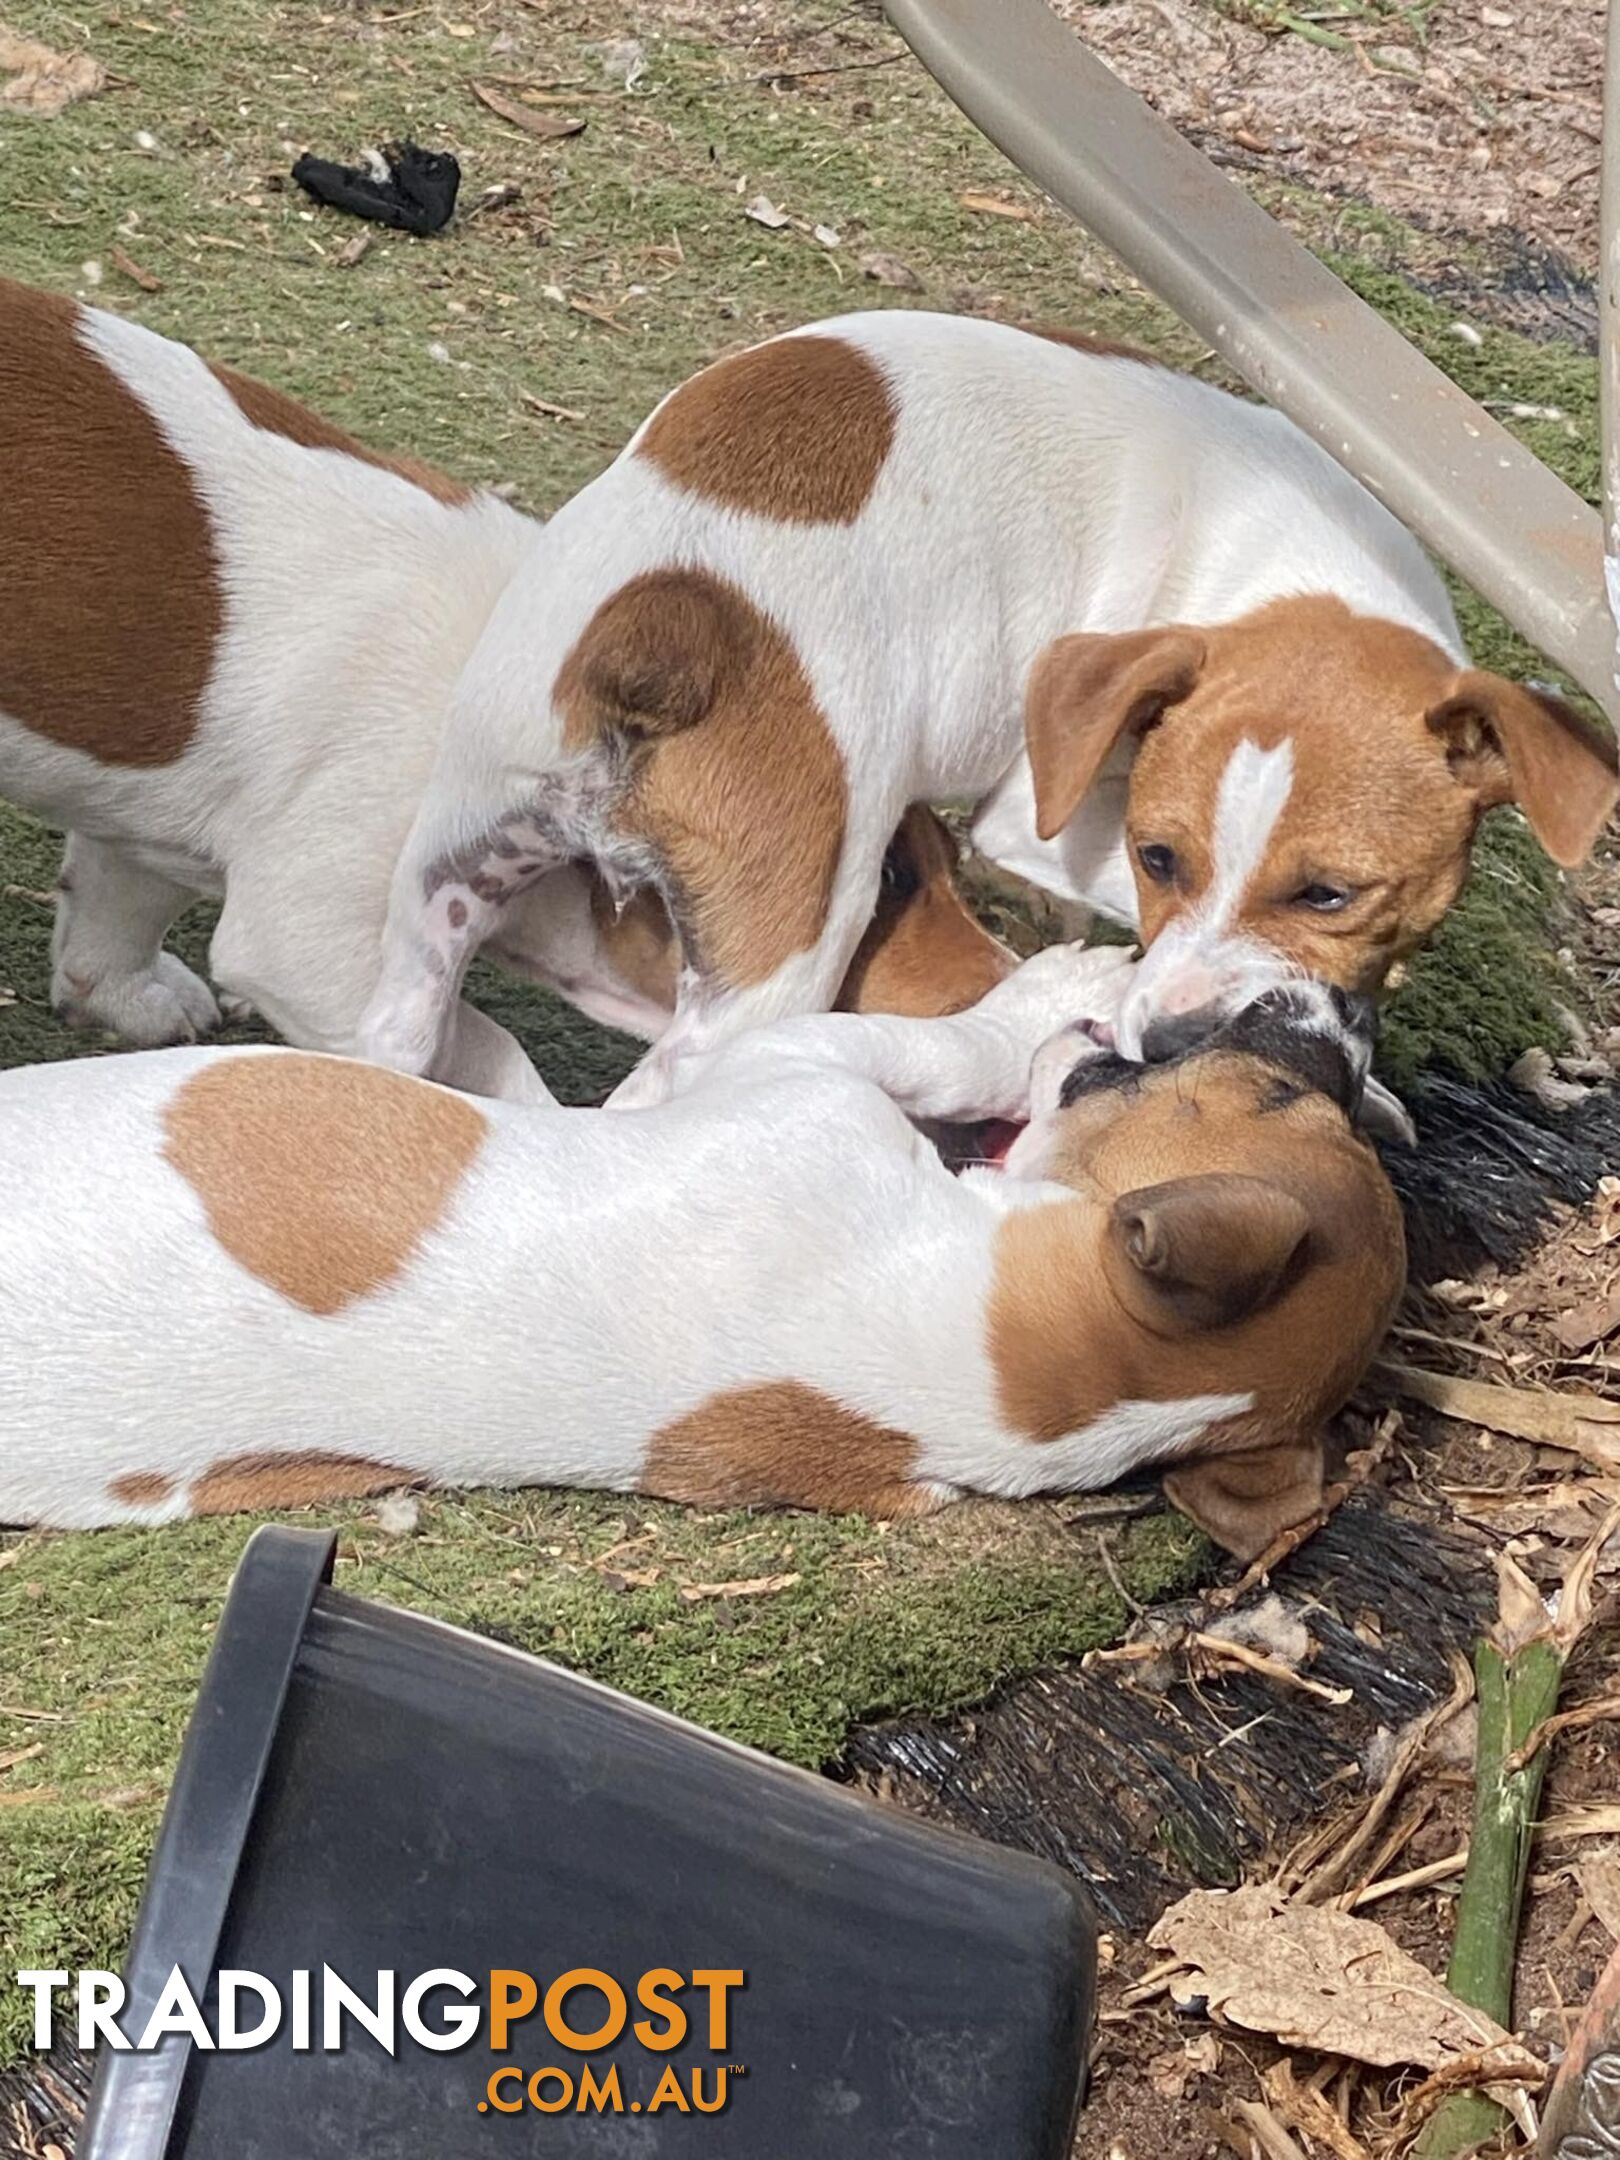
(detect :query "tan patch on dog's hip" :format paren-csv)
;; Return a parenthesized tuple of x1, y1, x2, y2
(190, 1451, 421, 1515)
(557, 568, 847, 989)
(162, 1053, 487, 1314)
(636, 334, 895, 524)
(0, 279, 222, 765)
(108, 1471, 178, 1507)
(209, 361, 474, 507)
(642, 1381, 931, 1516)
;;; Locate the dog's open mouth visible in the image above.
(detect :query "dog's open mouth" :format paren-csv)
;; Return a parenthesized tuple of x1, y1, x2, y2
(922, 1116, 1027, 1173)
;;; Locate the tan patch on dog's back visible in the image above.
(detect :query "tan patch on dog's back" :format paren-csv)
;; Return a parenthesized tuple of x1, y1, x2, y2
(190, 1452, 421, 1515)
(210, 361, 474, 507)
(642, 1381, 933, 1516)
(636, 334, 895, 523)
(162, 1053, 487, 1314)
(557, 568, 847, 989)
(0, 279, 222, 765)
(109, 1471, 178, 1508)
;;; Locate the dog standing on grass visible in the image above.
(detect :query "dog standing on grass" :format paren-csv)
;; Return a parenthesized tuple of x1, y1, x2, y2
(356, 309, 1618, 1108)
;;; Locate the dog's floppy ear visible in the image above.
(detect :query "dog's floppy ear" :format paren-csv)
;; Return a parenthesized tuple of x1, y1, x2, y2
(1025, 628, 1207, 842)
(1162, 1437, 1324, 1561)
(1104, 1173, 1310, 1338)
(1426, 671, 1619, 868)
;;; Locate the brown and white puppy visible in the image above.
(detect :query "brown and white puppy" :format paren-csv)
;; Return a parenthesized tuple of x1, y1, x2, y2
(358, 309, 1617, 1108)
(0, 282, 1007, 1085)
(0, 951, 1401, 1560)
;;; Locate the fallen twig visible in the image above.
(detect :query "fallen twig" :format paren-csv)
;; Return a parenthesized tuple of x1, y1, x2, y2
(1189, 1631, 1351, 1703)
(1294, 1654, 1473, 1904)
(1208, 1412, 1400, 1608)
(1504, 1693, 1620, 1776)
(1346, 1850, 1468, 1909)
(1231, 2096, 1311, 2160)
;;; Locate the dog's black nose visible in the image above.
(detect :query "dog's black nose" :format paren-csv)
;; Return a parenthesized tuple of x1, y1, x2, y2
(1138, 1006, 1223, 1065)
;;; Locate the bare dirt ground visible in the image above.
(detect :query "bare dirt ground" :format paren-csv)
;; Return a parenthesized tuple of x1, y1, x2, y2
(1055, 0, 1608, 270)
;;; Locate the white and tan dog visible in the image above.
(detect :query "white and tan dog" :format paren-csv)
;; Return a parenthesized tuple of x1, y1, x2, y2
(0, 282, 1010, 1085)
(0, 951, 1403, 1560)
(358, 309, 1618, 1107)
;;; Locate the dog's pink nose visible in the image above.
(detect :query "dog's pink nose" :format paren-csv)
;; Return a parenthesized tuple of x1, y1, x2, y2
(1154, 970, 1223, 1018)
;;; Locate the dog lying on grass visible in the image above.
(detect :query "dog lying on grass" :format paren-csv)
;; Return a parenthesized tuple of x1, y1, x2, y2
(0, 948, 1402, 1558)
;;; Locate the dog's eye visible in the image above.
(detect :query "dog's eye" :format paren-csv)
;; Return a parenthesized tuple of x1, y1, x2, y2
(1294, 882, 1353, 913)
(879, 848, 920, 902)
(1136, 843, 1178, 885)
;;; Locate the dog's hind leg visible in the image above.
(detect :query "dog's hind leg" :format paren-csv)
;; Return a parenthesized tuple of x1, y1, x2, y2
(213, 846, 552, 1101)
(51, 832, 220, 1046)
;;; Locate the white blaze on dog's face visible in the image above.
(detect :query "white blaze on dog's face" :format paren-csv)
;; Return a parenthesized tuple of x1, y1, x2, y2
(1024, 596, 1620, 1058)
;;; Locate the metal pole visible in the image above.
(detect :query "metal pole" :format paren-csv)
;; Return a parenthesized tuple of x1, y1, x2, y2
(886, 0, 1618, 725)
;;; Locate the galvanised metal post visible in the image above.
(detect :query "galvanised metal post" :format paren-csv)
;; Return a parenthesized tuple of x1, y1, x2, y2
(886, 0, 1620, 727)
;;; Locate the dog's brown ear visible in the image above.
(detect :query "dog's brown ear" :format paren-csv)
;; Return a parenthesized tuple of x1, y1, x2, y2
(1104, 1173, 1310, 1338)
(1025, 628, 1207, 842)
(1427, 671, 1619, 868)
(1162, 1437, 1324, 1561)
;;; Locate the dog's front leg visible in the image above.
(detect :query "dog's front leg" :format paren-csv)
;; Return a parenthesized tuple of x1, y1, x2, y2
(51, 834, 220, 1047)
(684, 944, 1136, 1124)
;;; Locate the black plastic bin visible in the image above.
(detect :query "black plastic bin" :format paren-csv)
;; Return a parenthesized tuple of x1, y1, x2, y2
(80, 1526, 1095, 2157)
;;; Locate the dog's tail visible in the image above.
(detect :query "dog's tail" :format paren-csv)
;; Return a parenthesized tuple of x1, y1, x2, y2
(556, 567, 760, 743)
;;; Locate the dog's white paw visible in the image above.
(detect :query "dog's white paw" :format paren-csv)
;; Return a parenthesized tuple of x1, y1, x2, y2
(54, 952, 223, 1047)
(973, 940, 1136, 1050)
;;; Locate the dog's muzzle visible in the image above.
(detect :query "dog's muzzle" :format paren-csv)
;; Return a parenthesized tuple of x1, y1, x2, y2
(1140, 983, 1377, 1119)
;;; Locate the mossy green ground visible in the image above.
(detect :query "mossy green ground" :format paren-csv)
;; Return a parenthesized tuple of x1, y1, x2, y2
(0, 0, 1597, 2063)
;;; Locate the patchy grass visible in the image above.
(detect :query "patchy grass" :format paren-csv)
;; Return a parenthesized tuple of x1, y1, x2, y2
(0, 0, 1598, 2061)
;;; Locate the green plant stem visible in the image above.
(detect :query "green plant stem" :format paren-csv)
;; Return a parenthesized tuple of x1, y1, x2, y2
(1412, 1636, 1563, 2160)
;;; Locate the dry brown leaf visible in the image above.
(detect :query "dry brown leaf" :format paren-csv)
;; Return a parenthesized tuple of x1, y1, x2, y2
(0, 1743, 43, 1774)
(470, 80, 585, 138)
(1494, 1547, 1549, 1656)
(1384, 1364, 1620, 1470)
(1577, 1855, 1620, 1942)
(858, 249, 923, 289)
(1147, 1884, 1528, 2071)
(1554, 1288, 1620, 1354)
(1541, 1806, 1620, 1840)
(333, 231, 372, 269)
(0, 23, 107, 114)
(959, 190, 1036, 220)
(1446, 1479, 1620, 1542)
(679, 1572, 800, 1603)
